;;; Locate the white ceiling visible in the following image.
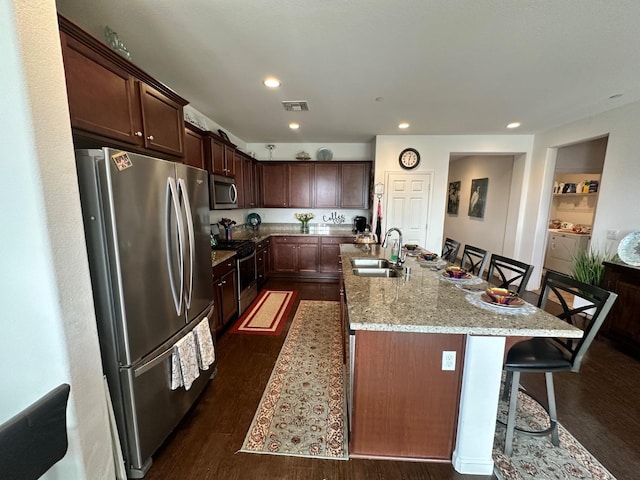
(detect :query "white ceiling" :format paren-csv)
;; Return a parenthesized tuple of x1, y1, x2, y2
(55, 0, 640, 143)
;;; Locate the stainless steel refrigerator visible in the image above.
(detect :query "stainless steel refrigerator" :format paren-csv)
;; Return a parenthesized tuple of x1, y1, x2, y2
(75, 148, 215, 478)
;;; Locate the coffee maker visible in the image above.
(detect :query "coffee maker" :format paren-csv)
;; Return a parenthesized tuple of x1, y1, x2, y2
(353, 216, 367, 233)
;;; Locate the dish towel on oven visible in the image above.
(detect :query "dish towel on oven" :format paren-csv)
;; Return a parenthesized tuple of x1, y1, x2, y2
(194, 317, 215, 370)
(170, 332, 200, 390)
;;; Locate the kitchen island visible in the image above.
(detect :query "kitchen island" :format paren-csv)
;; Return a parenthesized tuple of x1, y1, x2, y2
(340, 244, 582, 475)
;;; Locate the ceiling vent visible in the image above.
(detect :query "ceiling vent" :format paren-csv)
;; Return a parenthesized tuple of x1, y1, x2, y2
(282, 100, 309, 112)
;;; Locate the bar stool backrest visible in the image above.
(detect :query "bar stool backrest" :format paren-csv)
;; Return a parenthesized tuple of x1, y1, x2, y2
(486, 254, 534, 296)
(442, 238, 461, 263)
(460, 244, 489, 278)
(538, 271, 617, 372)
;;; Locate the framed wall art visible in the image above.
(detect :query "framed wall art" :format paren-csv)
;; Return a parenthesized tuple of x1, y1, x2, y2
(468, 178, 489, 218)
(447, 181, 461, 215)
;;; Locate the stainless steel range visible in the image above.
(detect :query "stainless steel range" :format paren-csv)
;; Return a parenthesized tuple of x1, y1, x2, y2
(212, 239, 257, 315)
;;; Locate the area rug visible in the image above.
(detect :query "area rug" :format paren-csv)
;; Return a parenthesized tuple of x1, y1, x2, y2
(239, 300, 348, 460)
(493, 388, 616, 480)
(229, 290, 296, 335)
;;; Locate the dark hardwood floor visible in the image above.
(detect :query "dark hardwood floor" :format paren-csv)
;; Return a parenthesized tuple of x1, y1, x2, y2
(142, 280, 639, 480)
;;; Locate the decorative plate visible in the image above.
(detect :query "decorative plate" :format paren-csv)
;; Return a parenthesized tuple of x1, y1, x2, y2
(480, 293, 525, 308)
(317, 147, 333, 161)
(617, 230, 640, 266)
(441, 271, 472, 280)
(247, 212, 262, 227)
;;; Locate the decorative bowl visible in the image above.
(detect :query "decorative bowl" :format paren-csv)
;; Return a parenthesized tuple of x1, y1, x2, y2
(404, 243, 418, 251)
(420, 252, 438, 261)
(485, 287, 518, 304)
(445, 266, 467, 279)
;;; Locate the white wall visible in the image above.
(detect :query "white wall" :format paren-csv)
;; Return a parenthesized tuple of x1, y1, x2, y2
(245, 142, 372, 161)
(210, 208, 368, 230)
(525, 101, 640, 287)
(1, 1, 114, 478)
(373, 135, 534, 255)
(444, 155, 515, 257)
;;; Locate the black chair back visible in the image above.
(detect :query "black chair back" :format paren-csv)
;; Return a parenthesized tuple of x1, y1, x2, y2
(460, 244, 489, 277)
(538, 271, 617, 372)
(441, 238, 461, 263)
(486, 254, 533, 296)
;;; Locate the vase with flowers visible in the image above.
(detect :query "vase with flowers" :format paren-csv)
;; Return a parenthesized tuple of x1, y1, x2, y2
(219, 218, 236, 240)
(295, 212, 314, 232)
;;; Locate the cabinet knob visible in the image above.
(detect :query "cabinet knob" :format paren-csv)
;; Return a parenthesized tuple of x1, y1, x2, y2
(147, 135, 154, 141)
(134, 131, 143, 137)
(217, 283, 223, 287)
(222, 280, 227, 284)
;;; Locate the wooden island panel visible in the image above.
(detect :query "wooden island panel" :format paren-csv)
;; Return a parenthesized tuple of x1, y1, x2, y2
(350, 330, 465, 460)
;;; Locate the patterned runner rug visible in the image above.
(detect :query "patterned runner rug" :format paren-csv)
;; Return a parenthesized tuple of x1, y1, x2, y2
(493, 389, 616, 479)
(229, 290, 296, 335)
(239, 300, 348, 460)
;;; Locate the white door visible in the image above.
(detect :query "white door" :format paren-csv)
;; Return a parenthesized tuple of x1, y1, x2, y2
(384, 173, 431, 247)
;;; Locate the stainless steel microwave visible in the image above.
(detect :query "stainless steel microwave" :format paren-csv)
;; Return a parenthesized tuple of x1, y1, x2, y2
(210, 174, 238, 209)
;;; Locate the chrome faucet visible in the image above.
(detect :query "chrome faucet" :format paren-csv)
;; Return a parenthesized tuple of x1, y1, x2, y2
(382, 227, 405, 267)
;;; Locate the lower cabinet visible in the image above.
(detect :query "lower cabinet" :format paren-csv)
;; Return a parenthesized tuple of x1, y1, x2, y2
(601, 261, 640, 356)
(256, 237, 271, 288)
(212, 259, 238, 333)
(320, 236, 355, 273)
(271, 236, 319, 275)
(271, 235, 353, 278)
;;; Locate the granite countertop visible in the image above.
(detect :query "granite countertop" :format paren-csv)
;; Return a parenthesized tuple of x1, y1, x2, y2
(340, 244, 583, 338)
(211, 250, 235, 268)
(211, 224, 356, 266)
(228, 224, 357, 242)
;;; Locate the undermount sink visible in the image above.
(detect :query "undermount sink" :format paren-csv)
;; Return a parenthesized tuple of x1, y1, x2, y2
(350, 258, 392, 269)
(352, 267, 401, 278)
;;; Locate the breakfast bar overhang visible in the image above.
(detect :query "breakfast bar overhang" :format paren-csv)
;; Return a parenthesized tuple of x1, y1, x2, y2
(340, 245, 583, 475)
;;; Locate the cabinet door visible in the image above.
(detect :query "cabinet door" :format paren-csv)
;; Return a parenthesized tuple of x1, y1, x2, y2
(320, 237, 354, 273)
(602, 264, 640, 352)
(184, 127, 205, 170)
(262, 163, 289, 207)
(219, 268, 238, 326)
(253, 162, 263, 207)
(314, 163, 340, 208)
(288, 163, 314, 208)
(224, 145, 236, 177)
(61, 32, 140, 146)
(234, 152, 245, 208)
(139, 82, 185, 157)
(243, 158, 256, 208)
(208, 137, 226, 175)
(341, 163, 371, 208)
(271, 239, 297, 272)
(297, 242, 319, 273)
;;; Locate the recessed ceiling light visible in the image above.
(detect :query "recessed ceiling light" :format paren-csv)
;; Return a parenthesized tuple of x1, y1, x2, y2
(263, 77, 281, 88)
(289, 123, 299, 130)
(506, 122, 521, 129)
(398, 122, 410, 129)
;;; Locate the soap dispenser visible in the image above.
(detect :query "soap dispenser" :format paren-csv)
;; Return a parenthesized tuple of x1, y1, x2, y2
(390, 240, 400, 262)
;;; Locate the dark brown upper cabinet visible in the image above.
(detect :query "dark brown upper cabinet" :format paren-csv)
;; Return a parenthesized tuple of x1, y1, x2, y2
(59, 15, 187, 159)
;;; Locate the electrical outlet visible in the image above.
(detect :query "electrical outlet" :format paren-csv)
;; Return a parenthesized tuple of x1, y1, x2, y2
(606, 229, 619, 240)
(442, 351, 456, 371)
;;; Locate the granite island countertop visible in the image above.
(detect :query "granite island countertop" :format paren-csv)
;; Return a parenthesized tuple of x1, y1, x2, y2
(340, 244, 582, 338)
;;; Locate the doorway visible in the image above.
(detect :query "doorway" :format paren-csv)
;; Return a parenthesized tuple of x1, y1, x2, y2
(543, 136, 608, 275)
(383, 172, 432, 247)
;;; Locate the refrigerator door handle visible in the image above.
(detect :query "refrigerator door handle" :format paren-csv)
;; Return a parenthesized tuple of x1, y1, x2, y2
(166, 177, 184, 316)
(177, 177, 195, 310)
(133, 345, 175, 378)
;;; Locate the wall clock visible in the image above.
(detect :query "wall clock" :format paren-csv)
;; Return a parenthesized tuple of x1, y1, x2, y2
(399, 148, 420, 170)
